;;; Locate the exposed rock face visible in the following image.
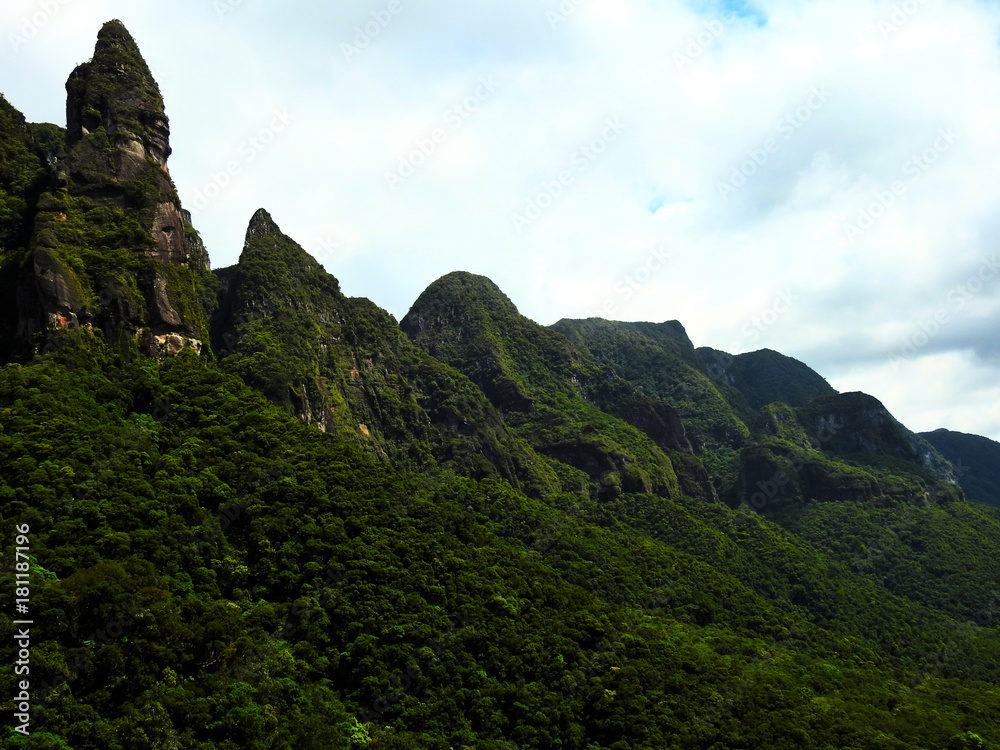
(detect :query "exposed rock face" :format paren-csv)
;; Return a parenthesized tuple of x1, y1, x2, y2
(0, 20, 210, 359)
(149, 272, 183, 327)
(730, 390, 966, 512)
(28, 247, 87, 331)
(609, 398, 693, 453)
(138, 330, 203, 357)
(738, 442, 881, 510)
(151, 202, 190, 265)
(244, 206, 280, 245)
(65, 20, 172, 174)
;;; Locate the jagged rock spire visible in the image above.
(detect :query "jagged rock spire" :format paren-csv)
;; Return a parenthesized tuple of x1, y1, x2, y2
(0, 20, 212, 359)
(244, 208, 280, 250)
(66, 20, 170, 171)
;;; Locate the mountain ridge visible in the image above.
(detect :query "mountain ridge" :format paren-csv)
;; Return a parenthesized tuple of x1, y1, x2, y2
(920, 427, 1000, 508)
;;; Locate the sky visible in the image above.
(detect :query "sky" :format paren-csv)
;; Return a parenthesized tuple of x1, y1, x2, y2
(2, 0, 1000, 442)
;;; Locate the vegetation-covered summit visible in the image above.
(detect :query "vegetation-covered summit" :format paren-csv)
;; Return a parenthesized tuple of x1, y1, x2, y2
(401, 271, 715, 503)
(699, 346, 838, 413)
(65, 20, 168, 156)
(212, 215, 557, 496)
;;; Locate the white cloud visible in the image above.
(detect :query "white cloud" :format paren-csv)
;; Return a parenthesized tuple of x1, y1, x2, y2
(829, 350, 1000, 441)
(4, 0, 1000, 440)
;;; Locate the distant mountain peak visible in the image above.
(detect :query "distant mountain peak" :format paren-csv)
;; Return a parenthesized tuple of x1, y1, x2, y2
(401, 271, 520, 337)
(245, 208, 281, 248)
(698, 346, 837, 412)
(434, 270, 514, 301)
(920, 428, 1000, 507)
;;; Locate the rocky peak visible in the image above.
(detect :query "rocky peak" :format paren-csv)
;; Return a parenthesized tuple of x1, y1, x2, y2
(244, 208, 280, 250)
(65, 20, 169, 171)
(701, 347, 837, 413)
(0, 21, 212, 360)
(62, 20, 193, 267)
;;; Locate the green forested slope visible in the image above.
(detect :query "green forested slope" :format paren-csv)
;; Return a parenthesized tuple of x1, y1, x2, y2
(400, 272, 717, 504)
(2, 336, 1000, 750)
(211, 210, 557, 499)
(551, 319, 749, 495)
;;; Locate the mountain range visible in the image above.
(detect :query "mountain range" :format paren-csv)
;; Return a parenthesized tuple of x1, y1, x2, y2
(2, 20, 1000, 750)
